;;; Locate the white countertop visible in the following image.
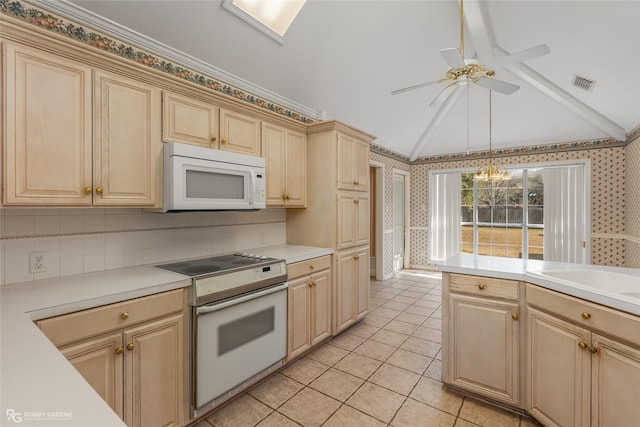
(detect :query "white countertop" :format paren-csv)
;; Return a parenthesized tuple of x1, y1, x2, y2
(0, 244, 331, 426)
(439, 254, 640, 316)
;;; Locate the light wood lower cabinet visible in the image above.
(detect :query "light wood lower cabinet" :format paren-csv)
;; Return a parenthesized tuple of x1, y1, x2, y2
(443, 273, 521, 407)
(37, 289, 186, 427)
(336, 246, 369, 333)
(526, 285, 640, 427)
(287, 256, 331, 360)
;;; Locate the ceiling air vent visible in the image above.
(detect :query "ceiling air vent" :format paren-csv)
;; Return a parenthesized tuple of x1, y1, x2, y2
(573, 75, 596, 91)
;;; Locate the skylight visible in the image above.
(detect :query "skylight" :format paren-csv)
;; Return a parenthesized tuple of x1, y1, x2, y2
(222, 0, 306, 44)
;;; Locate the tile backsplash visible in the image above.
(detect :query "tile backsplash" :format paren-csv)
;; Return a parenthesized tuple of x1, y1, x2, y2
(0, 208, 286, 285)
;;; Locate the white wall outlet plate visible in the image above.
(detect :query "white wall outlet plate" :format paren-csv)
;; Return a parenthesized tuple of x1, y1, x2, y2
(29, 251, 47, 273)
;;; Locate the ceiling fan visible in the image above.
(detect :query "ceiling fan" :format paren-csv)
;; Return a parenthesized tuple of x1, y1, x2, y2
(391, 0, 550, 107)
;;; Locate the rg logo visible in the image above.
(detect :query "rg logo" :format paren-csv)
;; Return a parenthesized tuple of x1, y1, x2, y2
(6, 409, 22, 423)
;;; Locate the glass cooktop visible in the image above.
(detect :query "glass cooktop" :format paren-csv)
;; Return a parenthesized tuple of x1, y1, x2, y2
(156, 253, 279, 277)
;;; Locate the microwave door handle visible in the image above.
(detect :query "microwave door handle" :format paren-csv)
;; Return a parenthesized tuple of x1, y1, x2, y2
(248, 169, 255, 207)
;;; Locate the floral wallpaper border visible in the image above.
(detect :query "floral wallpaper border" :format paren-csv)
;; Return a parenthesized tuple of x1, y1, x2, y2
(372, 137, 631, 165)
(0, 0, 315, 125)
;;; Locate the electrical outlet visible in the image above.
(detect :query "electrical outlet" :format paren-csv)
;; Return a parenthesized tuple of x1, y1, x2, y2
(29, 251, 47, 273)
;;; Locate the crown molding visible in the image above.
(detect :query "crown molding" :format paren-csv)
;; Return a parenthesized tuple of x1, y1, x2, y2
(371, 144, 411, 164)
(26, 0, 322, 122)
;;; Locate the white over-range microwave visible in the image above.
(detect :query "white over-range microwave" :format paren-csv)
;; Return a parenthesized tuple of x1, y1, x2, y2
(161, 142, 266, 212)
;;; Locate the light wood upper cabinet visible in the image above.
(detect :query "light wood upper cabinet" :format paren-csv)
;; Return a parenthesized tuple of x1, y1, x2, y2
(442, 274, 522, 407)
(220, 108, 261, 156)
(2, 42, 162, 207)
(261, 123, 307, 207)
(162, 92, 219, 147)
(337, 133, 369, 192)
(337, 192, 369, 250)
(3, 42, 93, 205)
(93, 70, 162, 206)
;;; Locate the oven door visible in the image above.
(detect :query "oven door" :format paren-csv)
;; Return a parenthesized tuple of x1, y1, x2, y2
(194, 283, 287, 409)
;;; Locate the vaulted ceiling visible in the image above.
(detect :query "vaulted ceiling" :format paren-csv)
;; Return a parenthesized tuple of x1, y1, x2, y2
(55, 0, 640, 159)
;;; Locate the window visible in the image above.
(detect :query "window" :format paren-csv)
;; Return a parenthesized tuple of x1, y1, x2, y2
(223, 0, 306, 44)
(430, 161, 589, 264)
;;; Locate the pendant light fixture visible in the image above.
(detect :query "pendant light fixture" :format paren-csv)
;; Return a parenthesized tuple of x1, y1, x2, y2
(474, 90, 511, 183)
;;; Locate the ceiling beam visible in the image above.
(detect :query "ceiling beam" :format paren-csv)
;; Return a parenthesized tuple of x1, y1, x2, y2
(495, 46, 627, 142)
(409, 85, 465, 161)
(462, 0, 495, 62)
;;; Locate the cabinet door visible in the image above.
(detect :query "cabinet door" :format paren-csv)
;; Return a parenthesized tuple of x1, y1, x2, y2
(526, 307, 590, 427)
(448, 293, 520, 406)
(123, 314, 184, 427)
(355, 246, 370, 320)
(591, 334, 640, 427)
(61, 333, 124, 418)
(337, 193, 356, 249)
(337, 133, 357, 191)
(93, 70, 162, 206)
(162, 92, 218, 147)
(353, 138, 369, 192)
(336, 250, 356, 332)
(220, 109, 261, 156)
(262, 123, 287, 206)
(355, 195, 370, 247)
(310, 269, 332, 345)
(3, 42, 93, 205)
(284, 129, 307, 207)
(287, 276, 312, 360)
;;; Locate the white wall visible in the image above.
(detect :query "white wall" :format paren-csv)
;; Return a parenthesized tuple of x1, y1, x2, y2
(0, 208, 286, 285)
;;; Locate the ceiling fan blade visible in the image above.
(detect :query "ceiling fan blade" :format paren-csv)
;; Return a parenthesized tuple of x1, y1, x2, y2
(429, 82, 458, 107)
(489, 44, 550, 69)
(391, 79, 441, 96)
(476, 78, 519, 95)
(440, 48, 466, 69)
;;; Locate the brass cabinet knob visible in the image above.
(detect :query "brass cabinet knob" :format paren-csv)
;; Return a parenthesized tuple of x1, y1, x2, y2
(120, 312, 129, 320)
(221, 138, 227, 144)
(309, 265, 315, 270)
(478, 284, 486, 290)
(84, 187, 92, 194)
(285, 195, 290, 200)
(353, 255, 359, 260)
(126, 343, 135, 351)
(588, 345, 598, 354)
(581, 312, 591, 320)
(355, 181, 359, 186)
(311, 281, 316, 287)
(578, 341, 588, 350)
(115, 347, 123, 355)
(95, 187, 103, 195)
(211, 136, 217, 142)
(511, 313, 519, 321)
(307, 282, 312, 288)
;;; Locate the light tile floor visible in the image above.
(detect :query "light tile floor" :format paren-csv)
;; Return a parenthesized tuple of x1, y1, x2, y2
(194, 270, 541, 427)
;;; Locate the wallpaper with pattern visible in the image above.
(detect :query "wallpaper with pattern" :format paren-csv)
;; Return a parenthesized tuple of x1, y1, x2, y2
(370, 151, 410, 278)
(626, 133, 640, 268)
(409, 146, 627, 268)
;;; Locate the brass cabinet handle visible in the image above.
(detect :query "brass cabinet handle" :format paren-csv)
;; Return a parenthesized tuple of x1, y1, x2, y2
(95, 187, 103, 195)
(478, 284, 486, 290)
(115, 347, 123, 355)
(285, 195, 290, 200)
(309, 265, 315, 270)
(84, 187, 92, 194)
(353, 255, 359, 260)
(588, 345, 598, 354)
(511, 313, 519, 321)
(307, 282, 312, 288)
(581, 312, 591, 320)
(120, 312, 129, 320)
(126, 343, 135, 351)
(211, 136, 217, 143)
(578, 341, 588, 350)
(221, 138, 227, 144)
(311, 281, 316, 287)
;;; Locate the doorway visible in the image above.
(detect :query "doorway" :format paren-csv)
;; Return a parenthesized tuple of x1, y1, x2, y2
(370, 162, 384, 279)
(393, 170, 410, 272)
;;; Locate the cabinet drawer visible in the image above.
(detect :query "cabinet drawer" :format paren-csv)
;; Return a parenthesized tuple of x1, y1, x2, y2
(449, 273, 519, 301)
(38, 289, 184, 347)
(288, 255, 331, 280)
(526, 284, 640, 346)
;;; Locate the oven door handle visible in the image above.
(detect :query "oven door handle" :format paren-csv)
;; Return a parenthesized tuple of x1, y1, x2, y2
(195, 282, 288, 315)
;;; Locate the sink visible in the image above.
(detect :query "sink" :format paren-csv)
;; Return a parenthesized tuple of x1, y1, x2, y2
(536, 269, 640, 296)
